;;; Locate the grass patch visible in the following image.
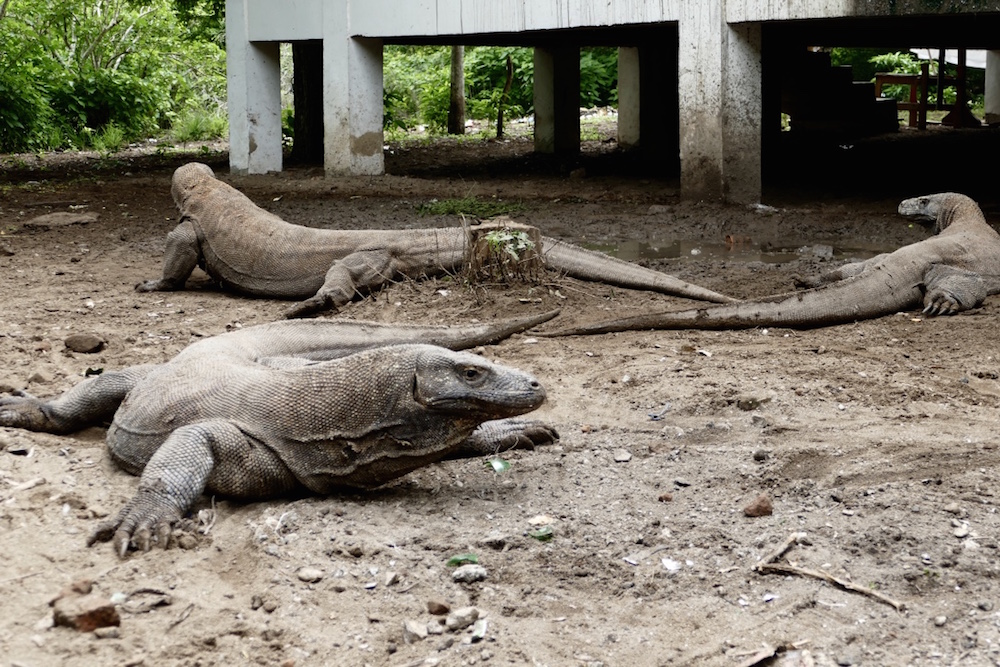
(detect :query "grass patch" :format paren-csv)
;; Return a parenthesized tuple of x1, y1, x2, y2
(418, 196, 524, 218)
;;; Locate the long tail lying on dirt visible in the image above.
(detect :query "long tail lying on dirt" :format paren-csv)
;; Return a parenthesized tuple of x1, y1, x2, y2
(542, 192, 1000, 335)
(541, 240, 736, 304)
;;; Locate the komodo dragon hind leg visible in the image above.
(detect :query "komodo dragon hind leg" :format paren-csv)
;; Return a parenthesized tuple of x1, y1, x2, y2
(0, 365, 157, 434)
(921, 264, 990, 316)
(792, 253, 890, 289)
(449, 418, 560, 458)
(285, 249, 400, 318)
(136, 219, 200, 292)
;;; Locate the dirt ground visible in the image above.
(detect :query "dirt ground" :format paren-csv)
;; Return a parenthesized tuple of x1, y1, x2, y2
(2, 127, 1000, 667)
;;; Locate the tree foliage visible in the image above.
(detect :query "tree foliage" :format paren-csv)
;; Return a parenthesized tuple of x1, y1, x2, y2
(383, 45, 618, 135)
(0, 0, 226, 153)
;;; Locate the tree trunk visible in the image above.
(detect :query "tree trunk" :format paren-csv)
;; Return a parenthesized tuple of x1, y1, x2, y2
(289, 40, 324, 165)
(447, 46, 466, 135)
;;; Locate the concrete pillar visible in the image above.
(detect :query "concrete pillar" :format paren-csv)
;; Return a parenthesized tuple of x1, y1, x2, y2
(677, 0, 762, 202)
(226, 1, 283, 174)
(986, 50, 1000, 126)
(617, 47, 640, 148)
(533, 46, 581, 155)
(322, 33, 384, 175)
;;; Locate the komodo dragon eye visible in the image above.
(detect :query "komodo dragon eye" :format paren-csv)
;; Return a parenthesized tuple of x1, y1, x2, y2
(461, 366, 486, 383)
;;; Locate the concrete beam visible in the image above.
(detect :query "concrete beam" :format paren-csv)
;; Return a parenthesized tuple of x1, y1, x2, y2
(323, 28, 385, 175)
(617, 47, 641, 148)
(678, 0, 761, 202)
(534, 46, 581, 155)
(226, 0, 283, 174)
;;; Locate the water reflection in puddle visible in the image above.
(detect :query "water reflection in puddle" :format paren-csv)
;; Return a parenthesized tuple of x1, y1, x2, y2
(583, 239, 890, 264)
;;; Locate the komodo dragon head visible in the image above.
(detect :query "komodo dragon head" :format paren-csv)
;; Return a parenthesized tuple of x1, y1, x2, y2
(897, 192, 982, 234)
(410, 345, 546, 418)
(170, 161, 216, 208)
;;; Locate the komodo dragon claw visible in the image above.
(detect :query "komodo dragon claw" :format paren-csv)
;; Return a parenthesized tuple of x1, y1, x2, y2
(87, 484, 183, 557)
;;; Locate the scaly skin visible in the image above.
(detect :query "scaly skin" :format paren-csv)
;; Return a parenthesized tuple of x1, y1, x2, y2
(0, 316, 559, 557)
(542, 192, 1000, 335)
(136, 162, 736, 317)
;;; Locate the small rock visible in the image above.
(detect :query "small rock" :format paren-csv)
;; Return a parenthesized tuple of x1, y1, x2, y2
(673, 478, 691, 488)
(23, 212, 98, 228)
(263, 600, 278, 613)
(27, 370, 53, 385)
(452, 564, 488, 583)
(954, 525, 970, 538)
(743, 493, 773, 517)
(657, 492, 673, 502)
(470, 618, 488, 642)
(384, 571, 400, 586)
(752, 450, 769, 462)
(613, 449, 632, 463)
(402, 619, 428, 644)
(934, 615, 948, 627)
(943, 502, 961, 515)
(978, 600, 994, 612)
(445, 606, 479, 632)
(52, 593, 120, 632)
(93, 626, 120, 639)
(427, 600, 451, 615)
(64, 333, 105, 354)
(296, 566, 324, 583)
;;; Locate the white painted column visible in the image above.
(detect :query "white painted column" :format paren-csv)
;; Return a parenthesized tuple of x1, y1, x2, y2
(677, 0, 761, 202)
(533, 46, 580, 155)
(225, 0, 283, 175)
(617, 47, 641, 149)
(323, 1, 384, 175)
(986, 50, 1000, 126)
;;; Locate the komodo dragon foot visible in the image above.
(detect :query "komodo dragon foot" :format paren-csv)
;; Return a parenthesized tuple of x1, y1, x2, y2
(87, 481, 185, 557)
(0, 392, 64, 432)
(453, 418, 560, 457)
(284, 294, 338, 319)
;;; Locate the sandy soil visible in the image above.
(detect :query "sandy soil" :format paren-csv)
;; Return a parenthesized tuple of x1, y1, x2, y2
(2, 130, 1000, 667)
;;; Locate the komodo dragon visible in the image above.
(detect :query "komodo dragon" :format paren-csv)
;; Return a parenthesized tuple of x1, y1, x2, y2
(543, 192, 1000, 335)
(0, 311, 559, 557)
(136, 162, 736, 318)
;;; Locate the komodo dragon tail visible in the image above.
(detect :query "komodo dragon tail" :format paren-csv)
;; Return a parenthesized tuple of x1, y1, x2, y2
(540, 240, 737, 304)
(540, 270, 919, 335)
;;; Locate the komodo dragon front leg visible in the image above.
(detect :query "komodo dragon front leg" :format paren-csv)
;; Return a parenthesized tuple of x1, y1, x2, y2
(135, 219, 200, 292)
(90, 415, 557, 556)
(0, 365, 157, 433)
(89, 419, 302, 557)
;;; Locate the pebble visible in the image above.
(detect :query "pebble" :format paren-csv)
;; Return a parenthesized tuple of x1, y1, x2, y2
(452, 564, 487, 583)
(64, 333, 105, 353)
(978, 600, 994, 612)
(296, 567, 324, 583)
(402, 619, 428, 643)
(93, 626, 120, 639)
(934, 615, 948, 627)
(613, 449, 632, 462)
(427, 600, 450, 615)
(954, 525, 970, 538)
(445, 606, 479, 631)
(743, 492, 773, 517)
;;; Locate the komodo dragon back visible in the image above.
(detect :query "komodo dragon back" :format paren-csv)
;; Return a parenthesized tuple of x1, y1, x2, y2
(541, 192, 1000, 335)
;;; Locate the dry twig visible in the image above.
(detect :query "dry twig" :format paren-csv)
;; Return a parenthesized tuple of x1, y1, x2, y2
(754, 532, 905, 612)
